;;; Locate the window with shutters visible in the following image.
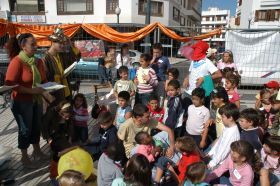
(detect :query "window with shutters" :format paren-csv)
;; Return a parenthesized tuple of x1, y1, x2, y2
(9, 0, 45, 12)
(106, 0, 119, 14)
(235, 16, 240, 25)
(180, 16, 185, 26)
(57, 0, 93, 15)
(138, 0, 163, 17)
(173, 7, 180, 22)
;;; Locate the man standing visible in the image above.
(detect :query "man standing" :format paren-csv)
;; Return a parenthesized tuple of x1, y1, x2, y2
(151, 43, 171, 107)
(183, 41, 222, 108)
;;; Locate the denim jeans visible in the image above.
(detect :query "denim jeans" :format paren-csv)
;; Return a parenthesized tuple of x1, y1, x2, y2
(73, 125, 88, 143)
(11, 100, 42, 149)
(136, 92, 152, 106)
(98, 65, 109, 84)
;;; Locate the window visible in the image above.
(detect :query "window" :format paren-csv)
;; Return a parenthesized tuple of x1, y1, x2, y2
(173, 7, 180, 22)
(9, 0, 45, 12)
(206, 17, 209, 21)
(235, 16, 240, 25)
(138, 0, 163, 17)
(255, 9, 280, 22)
(181, 0, 186, 8)
(57, 0, 93, 15)
(180, 16, 185, 26)
(217, 16, 221, 21)
(238, 0, 242, 6)
(106, 0, 119, 14)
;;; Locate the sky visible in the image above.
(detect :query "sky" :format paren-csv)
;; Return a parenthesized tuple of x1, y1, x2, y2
(202, 0, 236, 16)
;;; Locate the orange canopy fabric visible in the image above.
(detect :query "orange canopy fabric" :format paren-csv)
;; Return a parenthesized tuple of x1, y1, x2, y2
(0, 19, 221, 47)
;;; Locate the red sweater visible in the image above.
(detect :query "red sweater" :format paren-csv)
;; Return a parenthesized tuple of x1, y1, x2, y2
(178, 151, 201, 183)
(5, 56, 47, 101)
(148, 105, 164, 123)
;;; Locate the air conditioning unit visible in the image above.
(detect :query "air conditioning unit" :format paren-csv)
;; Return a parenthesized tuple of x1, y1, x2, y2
(0, 10, 11, 20)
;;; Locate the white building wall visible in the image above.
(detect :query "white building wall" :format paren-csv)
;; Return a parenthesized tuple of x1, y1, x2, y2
(201, 7, 230, 42)
(0, 0, 200, 27)
(236, 0, 280, 29)
(45, 0, 134, 24)
(0, 0, 10, 11)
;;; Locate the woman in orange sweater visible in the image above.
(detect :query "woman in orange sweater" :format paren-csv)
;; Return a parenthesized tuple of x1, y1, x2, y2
(5, 33, 48, 168)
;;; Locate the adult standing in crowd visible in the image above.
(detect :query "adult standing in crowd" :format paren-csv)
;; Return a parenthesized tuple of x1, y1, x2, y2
(5, 33, 48, 168)
(151, 43, 171, 107)
(43, 28, 79, 105)
(183, 41, 222, 108)
(115, 44, 133, 79)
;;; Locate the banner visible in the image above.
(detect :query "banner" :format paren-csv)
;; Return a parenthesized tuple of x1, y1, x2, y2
(225, 30, 280, 85)
(0, 19, 221, 47)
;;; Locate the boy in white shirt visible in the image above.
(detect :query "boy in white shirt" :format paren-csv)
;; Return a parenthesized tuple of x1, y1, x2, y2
(207, 103, 240, 169)
(186, 87, 210, 149)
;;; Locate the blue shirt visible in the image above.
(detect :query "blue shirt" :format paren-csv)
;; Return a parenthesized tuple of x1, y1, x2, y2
(184, 180, 209, 186)
(151, 56, 171, 81)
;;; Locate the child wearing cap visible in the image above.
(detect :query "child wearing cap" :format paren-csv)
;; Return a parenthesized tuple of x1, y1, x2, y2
(255, 80, 279, 109)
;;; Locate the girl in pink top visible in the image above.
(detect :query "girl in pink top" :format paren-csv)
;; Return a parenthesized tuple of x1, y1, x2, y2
(217, 50, 237, 71)
(261, 135, 280, 185)
(134, 131, 161, 162)
(206, 140, 262, 186)
(225, 73, 240, 108)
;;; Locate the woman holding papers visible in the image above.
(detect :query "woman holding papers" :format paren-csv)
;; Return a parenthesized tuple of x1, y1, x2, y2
(5, 33, 48, 168)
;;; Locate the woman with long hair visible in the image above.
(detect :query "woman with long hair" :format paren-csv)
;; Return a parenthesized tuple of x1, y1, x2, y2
(5, 33, 48, 168)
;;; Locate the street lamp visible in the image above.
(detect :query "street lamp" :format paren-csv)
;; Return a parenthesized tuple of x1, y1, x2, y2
(115, 6, 121, 27)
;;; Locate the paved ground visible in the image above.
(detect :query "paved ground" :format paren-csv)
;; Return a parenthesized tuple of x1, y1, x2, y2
(0, 59, 259, 185)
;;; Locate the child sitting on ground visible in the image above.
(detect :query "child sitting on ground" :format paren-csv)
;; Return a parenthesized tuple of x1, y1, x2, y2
(183, 162, 209, 186)
(113, 65, 136, 98)
(255, 80, 279, 109)
(154, 136, 201, 185)
(225, 73, 240, 108)
(206, 140, 262, 186)
(269, 94, 280, 136)
(239, 108, 263, 151)
(207, 103, 240, 169)
(97, 141, 125, 186)
(259, 89, 277, 131)
(163, 79, 184, 138)
(148, 94, 165, 123)
(42, 101, 74, 181)
(72, 93, 89, 144)
(58, 170, 86, 186)
(261, 135, 280, 185)
(133, 131, 161, 163)
(186, 87, 210, 149)
(114, 91, 132, 129)
(134, 53, 158, 105)
(85, 111, 117, 160)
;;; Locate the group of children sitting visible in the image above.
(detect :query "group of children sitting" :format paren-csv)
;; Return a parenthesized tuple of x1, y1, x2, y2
(48, 50, 279, 186)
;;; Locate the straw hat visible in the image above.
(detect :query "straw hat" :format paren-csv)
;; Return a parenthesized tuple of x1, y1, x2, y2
(48, 27, 67, 43)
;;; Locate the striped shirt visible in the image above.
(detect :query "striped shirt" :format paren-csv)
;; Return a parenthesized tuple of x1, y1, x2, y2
(136, 67, 158, 94)
(73, 107, 89, 127)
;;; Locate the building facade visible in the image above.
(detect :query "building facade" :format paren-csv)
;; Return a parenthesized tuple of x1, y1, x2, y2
(235, 0, 280, 29)
(201, 7, 230, 48)
(0, 0, 201, 28)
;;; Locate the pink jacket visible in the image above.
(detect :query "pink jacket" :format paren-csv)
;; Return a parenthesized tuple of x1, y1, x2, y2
(136, 144, 155, 162)
(206, 155, 254, 186)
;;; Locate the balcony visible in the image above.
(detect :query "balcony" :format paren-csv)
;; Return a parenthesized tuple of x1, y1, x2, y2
(260, 0, 280, 7)
(201, 20, 227, 25)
